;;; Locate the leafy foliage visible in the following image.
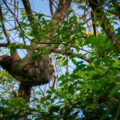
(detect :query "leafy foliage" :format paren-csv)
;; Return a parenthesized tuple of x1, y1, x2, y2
(0, 0, 120, 120)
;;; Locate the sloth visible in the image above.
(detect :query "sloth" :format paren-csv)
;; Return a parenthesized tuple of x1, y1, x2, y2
(0, 51, 54, 86)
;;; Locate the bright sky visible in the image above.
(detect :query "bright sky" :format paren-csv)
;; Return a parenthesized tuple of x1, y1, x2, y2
(0, 0, 51, 57)
(30, 0, 50, 15)
(18, 0, 50, 15)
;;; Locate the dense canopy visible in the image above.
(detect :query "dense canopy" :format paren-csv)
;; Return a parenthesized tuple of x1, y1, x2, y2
(0, 0, 120, 119)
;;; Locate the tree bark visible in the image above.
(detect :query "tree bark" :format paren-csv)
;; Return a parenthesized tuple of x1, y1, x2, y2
(111, 0, 120, 19)
(18, 82, 32, 120)
(88, 0, 120, 53)
(18, 82, 32, 102)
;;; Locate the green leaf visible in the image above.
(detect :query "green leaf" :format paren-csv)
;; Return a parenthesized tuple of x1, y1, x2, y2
(0, 36, 3, 39)
(63, 59, 68, 66)
(109, 85, 120, 97)
(38, 14, 44, 20)
(49, 106, 60, 113)
(84, 35, 95, 45)
(71, 59, 77, 65)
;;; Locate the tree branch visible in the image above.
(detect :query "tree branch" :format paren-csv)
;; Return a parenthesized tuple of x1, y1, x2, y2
(111, 0, 120, 19)
(49, 0, 54, 16)
(2, 0, 26, 44)
(49, 48, 90, 63)
(0, 42, 90, 63)
(52, 0, 72, 23)
(89, 0, 120, 53)
(21, 0, 33, 17)
(0, 4, 10, 44)
(0, 3, 20, 60)
(2, 0, 22, 31)
(0, 82, 17, 97)
(91, 11, 96, 36)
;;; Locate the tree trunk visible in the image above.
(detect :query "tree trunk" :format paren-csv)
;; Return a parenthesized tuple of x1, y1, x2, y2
(18, 82, 32, 119)
(18, 82, 32, 103)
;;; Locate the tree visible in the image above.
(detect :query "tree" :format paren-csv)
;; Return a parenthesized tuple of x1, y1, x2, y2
(0, 0, 71, 101)
(0, 0, 120, 119)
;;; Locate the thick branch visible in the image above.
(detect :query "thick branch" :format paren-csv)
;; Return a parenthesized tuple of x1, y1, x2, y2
(23, 0, 72, 24)
(21, 0, 33, 17)
(0, 42, 90, 63)
(52, 0, 72, 23)
(22, 0, 72, 34)
(22, 0, 72, 52)
(89, 0, 120, 53)
(0, 43, 26, 48)
(49, 0, 54, 16)
(111, 0, 120, 19)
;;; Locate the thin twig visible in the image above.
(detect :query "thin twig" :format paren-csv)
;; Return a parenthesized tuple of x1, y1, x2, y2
(39, 86, 46, 98)
(0, 82, 17, 97)
(0, 4, 10, 44)
(3, 0, 22, 30)
(14, 0, 16, 27)
(2, 0, 26, 44)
